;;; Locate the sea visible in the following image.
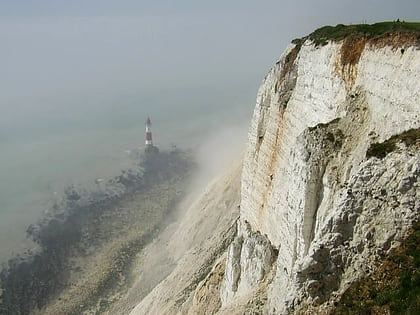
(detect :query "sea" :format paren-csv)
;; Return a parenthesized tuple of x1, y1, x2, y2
(0, 93, 253, 264)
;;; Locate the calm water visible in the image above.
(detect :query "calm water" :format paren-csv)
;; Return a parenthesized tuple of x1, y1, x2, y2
(0, 96, 252, 263)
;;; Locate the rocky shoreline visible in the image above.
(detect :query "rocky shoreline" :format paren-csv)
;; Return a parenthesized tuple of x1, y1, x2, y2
(0, 148, 195, 315)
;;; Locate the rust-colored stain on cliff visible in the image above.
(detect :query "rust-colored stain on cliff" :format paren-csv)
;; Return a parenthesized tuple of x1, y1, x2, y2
(340, 35, 366, 67)
(369, 30, 420, 49)
(258, 108, 286, 214)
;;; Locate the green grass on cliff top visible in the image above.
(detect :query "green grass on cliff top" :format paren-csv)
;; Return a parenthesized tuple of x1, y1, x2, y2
(293, 21, 420, 45)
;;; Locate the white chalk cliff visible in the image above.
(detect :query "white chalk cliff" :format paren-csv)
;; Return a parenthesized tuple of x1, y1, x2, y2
(130, 26, 420, 314)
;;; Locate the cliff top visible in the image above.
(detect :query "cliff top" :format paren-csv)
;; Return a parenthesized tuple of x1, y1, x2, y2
(293, 21, 420, 46)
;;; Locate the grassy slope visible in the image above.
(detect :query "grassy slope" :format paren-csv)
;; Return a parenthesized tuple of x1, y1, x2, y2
(293, 21, 420, 46)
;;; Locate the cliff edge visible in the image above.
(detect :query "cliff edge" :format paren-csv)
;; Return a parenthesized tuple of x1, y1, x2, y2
(131, 22, 420, 314)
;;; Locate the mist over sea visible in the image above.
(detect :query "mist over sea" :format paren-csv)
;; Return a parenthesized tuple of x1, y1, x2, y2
(0, 84, 255, 263)
(0, 7, 296, 264)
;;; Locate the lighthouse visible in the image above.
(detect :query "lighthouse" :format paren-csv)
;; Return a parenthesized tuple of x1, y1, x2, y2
(145, 117, 159, 154)
(145, 117, 153, 147)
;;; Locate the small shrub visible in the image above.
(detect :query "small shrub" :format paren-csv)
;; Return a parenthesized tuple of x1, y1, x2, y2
(336, 129, 344, 139)
(334, 139, 343, 149)
(366, 128, 419, 159)
(369, 288, 378, 299)
(366, 142, 396, 159)
(326, 132, 335, 142)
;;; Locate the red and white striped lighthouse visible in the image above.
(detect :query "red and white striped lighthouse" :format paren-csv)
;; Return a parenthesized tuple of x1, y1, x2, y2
(145, 117, 153, 147)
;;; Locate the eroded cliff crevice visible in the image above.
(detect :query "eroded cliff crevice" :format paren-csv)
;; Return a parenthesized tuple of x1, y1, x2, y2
(220, 220, 278, 308)
(293, 147, 419, 314)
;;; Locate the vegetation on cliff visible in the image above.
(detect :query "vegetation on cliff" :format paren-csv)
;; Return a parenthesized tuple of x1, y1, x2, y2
(367, 128, 420, 159)
(333, 222, 420, 314)
(292, 21, 420, 47)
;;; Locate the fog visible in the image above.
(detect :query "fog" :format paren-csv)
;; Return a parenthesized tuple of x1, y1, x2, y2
(0, 1, 419, 261)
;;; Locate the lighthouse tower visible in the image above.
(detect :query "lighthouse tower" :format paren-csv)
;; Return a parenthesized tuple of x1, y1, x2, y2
(144, 117, 158, 154)
(145, 117, 153, 147)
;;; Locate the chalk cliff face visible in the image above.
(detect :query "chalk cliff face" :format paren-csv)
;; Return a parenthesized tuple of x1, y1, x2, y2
(222, 32, 420, 313)
(130, 27, 419, 314)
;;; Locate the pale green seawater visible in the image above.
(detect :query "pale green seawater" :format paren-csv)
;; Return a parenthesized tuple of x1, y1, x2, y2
(0, 94, 252, 264)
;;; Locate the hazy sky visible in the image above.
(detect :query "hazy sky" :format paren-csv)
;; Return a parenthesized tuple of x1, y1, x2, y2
(1, 0, 419, 142)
